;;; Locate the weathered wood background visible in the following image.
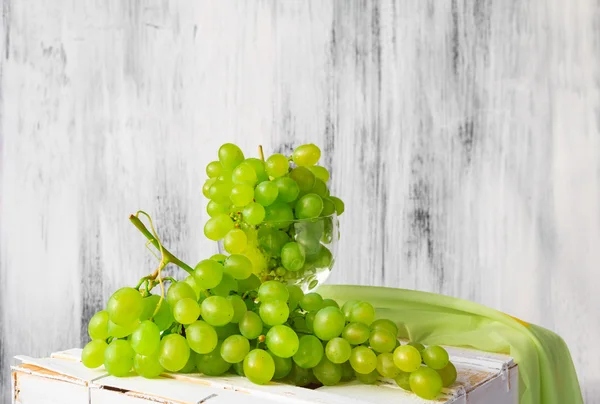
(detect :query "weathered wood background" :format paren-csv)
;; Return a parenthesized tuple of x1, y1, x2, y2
(1, 0, 598, 402)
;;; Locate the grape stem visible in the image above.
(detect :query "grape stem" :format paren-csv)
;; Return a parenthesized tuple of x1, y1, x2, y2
(129, 214, 194, 275)
(258, 145, 264, 162)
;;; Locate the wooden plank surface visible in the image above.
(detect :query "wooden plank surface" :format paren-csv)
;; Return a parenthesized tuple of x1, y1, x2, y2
(1, 0, 599, 402)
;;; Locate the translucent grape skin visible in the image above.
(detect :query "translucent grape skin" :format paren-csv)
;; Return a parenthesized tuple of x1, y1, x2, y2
(220, 335, 250, 364)
(293, 144, 321, 167)
(341, 300, 359, 320)
(88, 310, 109, 340)
(232, 162, 258, 186)
(224, 254, 253, 280)
(106, 287, 143, 326)
(242, 202, 266, 225)
(227, 294, 247, 323)
(131, 320, 161, 356)
(166, 282, 197, 307)
(173, 298, 201, 325)
(325, 337, 352, 364)
(239, 311, 263, 339)
(204, 214, 234, 241)
(321, 299, 339, 309)
(281, 242, 306, 271)
(266, 325, 299, 358)
(349, 346, 377, 374)
(293, 335, 324, 369)
(254, 181, 279, 206)
(158, 334, 191, 372)
(349, 301, 375, 326)
(259, 300, 289, 326)
(369, 329, 397, 353)
(206, 160, 223, 178)
(196, 341, 231, 376)
(231, 184, 254, 207)
(313, 357, 342, 386)
(342, 322, 370, 345)
(288, 362, 315, 386)
(201, 296, 234, 326)
(264, 202, 294, 229)
(313, 307, 345, 341)
(265, 154, 290, 178)
(376, 352, 400, 378)
(422, 345, 450, 370)
(289, 167, 316, 192)
(210, 273, 238, 297)
(244, 349, 275, 385)
(395, 370, 412, 391)
(409, 367, 443, 400)
(258, 280, 290, 303)
(269, 351, 293, 380)
(356, 369, 379, 384)
(223, 229, 247, 254)
(218, 143, 245, 171)
(186, 320, 218, 354)
(437, 361, 458, 387)
(393, 345, 422, 372)
(407, 341, 426, 353)
(287, 285, 304, 310)
(194, 259, 224, 289)
(108, 319, 139, 338)
(104, 340, 134, 376)
(134, 353, 164, 378)
(329, 196, 345, 215)
(273, 177, 300, 203)
(300, 293, 324, 312)
(295, 193, 324, 219)
(308, 165, 330, 182)
(82, 340, 108, 369)
(245, 158, 269, 182)
(371, 319, 399, 338)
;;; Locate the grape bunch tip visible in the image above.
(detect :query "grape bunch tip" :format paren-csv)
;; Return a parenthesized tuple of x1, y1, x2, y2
(82, 143, 457, 401)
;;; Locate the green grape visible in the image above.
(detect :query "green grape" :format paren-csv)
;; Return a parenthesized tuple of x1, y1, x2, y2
(184, 275, 203, 300)
(239, 311, 263, 339)
(242, 202, 266, 225)
(287, 285, 304, 310)
(237, 274, 261, 294)
(244, 246, 268, 274)
(292, 144, 321, 167)
(258, 280, 290, 303)
(158, 334, 190, 372)
(210, 273, 238, 296)
(88, 310, 109, 341)
(166, 282, 196, 307)
(108, 319, 139, 338)
(221, 335, 250, 363)
(313, 357, 342, 386)
(320, 198, 336, 216)
(106, 287, 143, 326)
(293, 335, 323, 368)
(265, 154, 289, 178)
(313, 307, 345, 341)
(349, 346, 377, 374)
(201, 296, 234, 326)
(104, 340, 134, 377)
(219, 143, 245, 171)
(266, 325, 299, 358)
(325, 337, 352, 364)
(393, 345, 422, 372)
(204, 214, 234, 240)
(437, 361, 457, 387)
(310, 178, 328, 198)
(227, 295, 246, 323)
(82, 340, 107, 369)
(194, 259, 224, 289)
(376, 352, 400, 378)
(312, 246, 333, 268)
(281, 242, 306, 271)
(408, 341, 426, 353)
(329, 196, 345, 215)
(196, 341, 231, 376)
(356, 369, 379, 384)
(342, 322, 370, 345)
(186, 320, 218, 354)
(288, 363, 314, 386)
(173, 298, 201, 325)
(273, 177, 300, 202)
(264, 202, 294, 229)
(210, 253, 227, 263)
(208, 181, 233, 205)
(179, 351, 198, 373)
(232, 162, 258, 186)
(371, 319, 399, 338)
(259, 300, 289, 326)
(321, 299, 339, 309)
(224, 254, 253, 280)
(244, 349, 275, 385)
(131, 321, 161, 356)
(254, 181, 279, 206)
(289, 167, 316, 192)
(295, 194, 323, 219)
(232, 360, 245, 376)
(300, 293, 323, 312)
(206, 160, 223, 178)
(223, 229, 247, 254)
(422, 345, 449, 370)
(258, 227, 289, 256)
(206, 200, 229, 217)
(308, 165, 329, 182)
(215, 322, 240, 339)
(409, 367, 443, 400)
(349, 301, 375, 326)
(134, 353, 164, 378)
(395, 370, 412, 390)
(203, 178, 217, 198)
(369, 329, 396, 353)
(341, 300, 359, 320)
(231, 183, 254, 207)
(269, 351, 292, 379)
(245, 158, 269, 182)
(305, 311, 316, 333)
(340, 361, 354, 381)
(151, 298, 175, 331)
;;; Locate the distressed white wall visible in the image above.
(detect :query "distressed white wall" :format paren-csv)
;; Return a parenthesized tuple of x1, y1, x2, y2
(1, 0, 599, 402)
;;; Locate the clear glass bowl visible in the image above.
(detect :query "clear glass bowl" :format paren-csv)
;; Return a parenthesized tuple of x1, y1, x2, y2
(218, 214, 338, 292)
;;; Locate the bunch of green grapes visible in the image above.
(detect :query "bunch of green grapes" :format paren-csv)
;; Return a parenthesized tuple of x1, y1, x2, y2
(202, 143, 344, 290)
(83, 254, 456, 400)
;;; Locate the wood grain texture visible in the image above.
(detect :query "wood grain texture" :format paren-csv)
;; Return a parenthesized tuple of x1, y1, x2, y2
(1, 0, 599, 402)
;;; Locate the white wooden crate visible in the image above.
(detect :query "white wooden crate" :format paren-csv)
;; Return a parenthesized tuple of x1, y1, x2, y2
(12, 347, 518, 404)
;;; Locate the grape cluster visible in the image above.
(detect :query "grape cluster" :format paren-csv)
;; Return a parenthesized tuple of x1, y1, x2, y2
(203, 143, 344, 289)
(83, 255, 456, 399)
